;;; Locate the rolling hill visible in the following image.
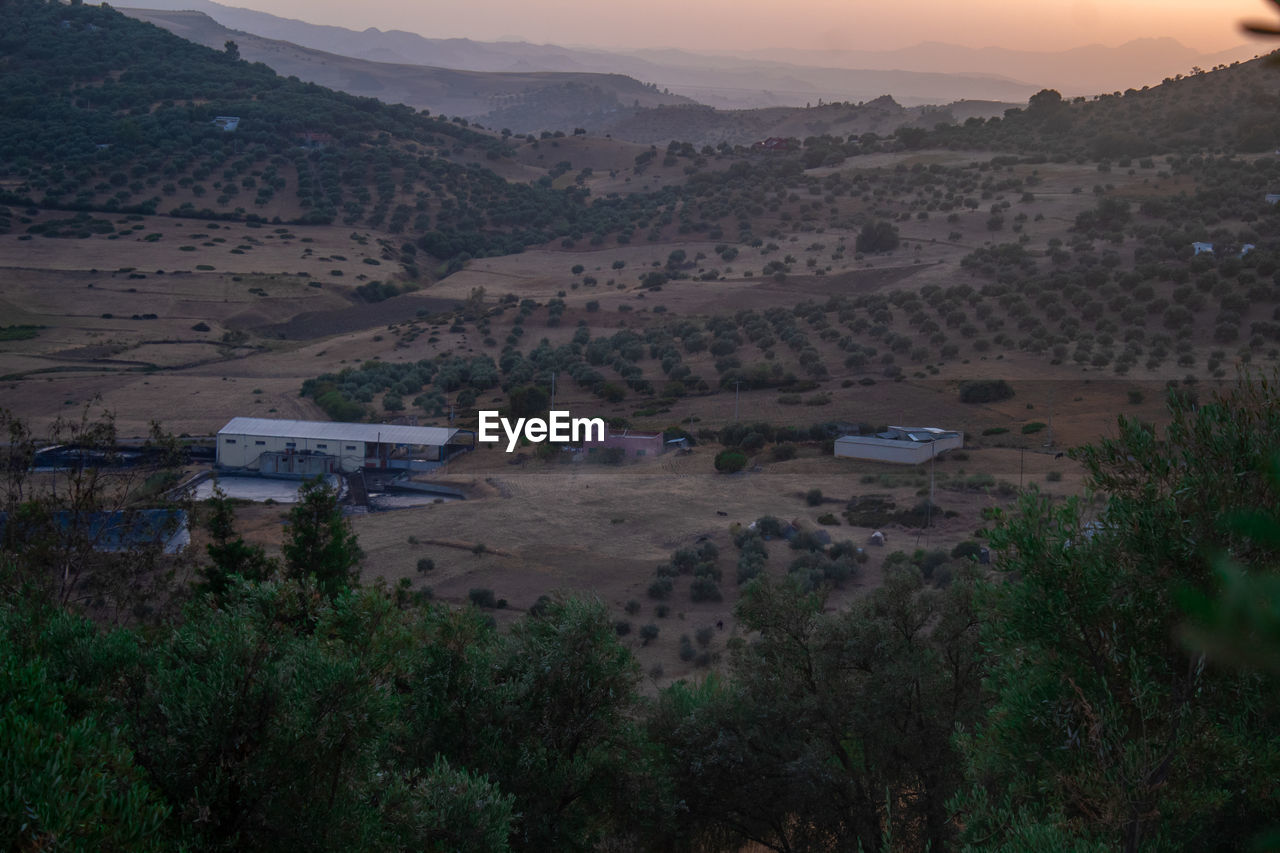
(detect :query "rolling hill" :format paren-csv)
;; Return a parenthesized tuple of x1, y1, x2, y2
(118, 7, 1018, 146)
(120, 0, 1044, 109)
(119, 7, 695, 131)
(726, 38, 1267, 99)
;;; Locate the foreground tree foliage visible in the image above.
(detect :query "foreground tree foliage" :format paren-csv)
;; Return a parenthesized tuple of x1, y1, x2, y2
(198, 483, 276, 598)
(0, 406, 190, 619)
(6, 377, 1280, 851)
(2, 576, 649, 851)
(955, 377, 1280, 852)
(649, 570, 985, 852)
(0, 591, 171, 851)
(281, 476, 362, 599)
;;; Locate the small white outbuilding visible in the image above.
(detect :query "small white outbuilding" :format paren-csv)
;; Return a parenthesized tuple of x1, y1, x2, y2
(834, 426, 963, 465)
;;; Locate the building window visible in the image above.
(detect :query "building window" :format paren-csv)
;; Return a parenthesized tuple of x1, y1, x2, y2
(224, 438, 236, 444)
(316, 443, 327, 449)
(255, 440, 266, 446)
(346, 445, 357, 451)
(637, 449, 646, 456)
(285, 442, 296, 448)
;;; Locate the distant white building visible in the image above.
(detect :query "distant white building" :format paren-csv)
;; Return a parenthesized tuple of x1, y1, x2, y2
(1241, 243, 1256, 257)
(212, 116, 240, 132)
(1265, 193, 1280, 205)
(1192, 242, 1214, 256)
(216, 417, 470, 474)
(834, 426, 964, 465)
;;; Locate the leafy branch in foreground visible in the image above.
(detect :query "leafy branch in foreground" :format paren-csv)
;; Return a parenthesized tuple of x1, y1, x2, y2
(1179, 452, 1280, 674)
(955, 376, 1280, 852)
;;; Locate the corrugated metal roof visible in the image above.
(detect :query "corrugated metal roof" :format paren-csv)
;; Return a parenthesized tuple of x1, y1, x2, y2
(838, 434, 955, 448)
(839, 435, 919, 448)
(218, 417, 458, 447)
(852, 426, 963, 443)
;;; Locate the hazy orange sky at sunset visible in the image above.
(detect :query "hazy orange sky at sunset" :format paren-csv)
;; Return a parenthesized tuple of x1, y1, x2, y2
(191, 0, 1270, 53)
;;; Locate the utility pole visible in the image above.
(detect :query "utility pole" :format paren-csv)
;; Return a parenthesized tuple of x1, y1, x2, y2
(733, 380, 741, 423)
(1046, 385, 1055, 448)
(926, 441, 935, 542)
(549, 371, 556, 413)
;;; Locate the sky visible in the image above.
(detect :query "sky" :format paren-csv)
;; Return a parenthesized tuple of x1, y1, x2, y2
(183, 0, 1271, 54)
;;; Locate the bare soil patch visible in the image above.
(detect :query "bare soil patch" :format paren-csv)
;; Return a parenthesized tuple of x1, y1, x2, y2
(251, 291, 461, 339)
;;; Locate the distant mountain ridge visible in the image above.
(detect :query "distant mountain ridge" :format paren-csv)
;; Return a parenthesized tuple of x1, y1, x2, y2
(111, 0, 1267, 103)
(119, 8, 696, 130)
(729, 38, 1266, 97)
(119, 7, 1019, 145)
(115, 0, 1044, 108)
(116, 1, 1270, 148)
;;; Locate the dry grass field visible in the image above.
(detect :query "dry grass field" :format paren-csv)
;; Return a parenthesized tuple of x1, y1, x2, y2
(0, 145, 1255, 682)
(1, 152, 1220, 438)
(215, 441, 1085, 684)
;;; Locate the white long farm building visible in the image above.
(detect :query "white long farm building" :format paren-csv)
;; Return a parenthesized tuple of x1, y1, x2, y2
(834, 426, 963, 465)
(216, 417, 470, 475)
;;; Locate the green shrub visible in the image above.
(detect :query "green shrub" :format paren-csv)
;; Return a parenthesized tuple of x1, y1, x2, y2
(689, 576, 722, 602)
(714, 450, 748, 473)
(0, 325, 43, 341)
(737, 558, 765, 585)
(314, 390, 366, 422)
(790, 531, 827, 553)
(356, 280, 402, 302)
(647, 577, 673, 600)
(468, 587, 497, 608)
(753, 515, 784, 538)
(856, 220, 900, 253)
(959, 379, 1015, 404)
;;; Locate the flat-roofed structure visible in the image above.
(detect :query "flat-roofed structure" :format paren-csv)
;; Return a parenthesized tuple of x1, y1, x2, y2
(834, 425, 963, 465)
(216, 417, 470, 474)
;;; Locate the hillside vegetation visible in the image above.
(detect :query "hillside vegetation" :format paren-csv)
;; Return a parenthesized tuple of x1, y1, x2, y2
(0, 1, 600, 257)
(4, 2, 1280, 852)
(120, 7, 696, 130)
(4, 380, 1279, 852)
(926, 58, 1280, 157)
